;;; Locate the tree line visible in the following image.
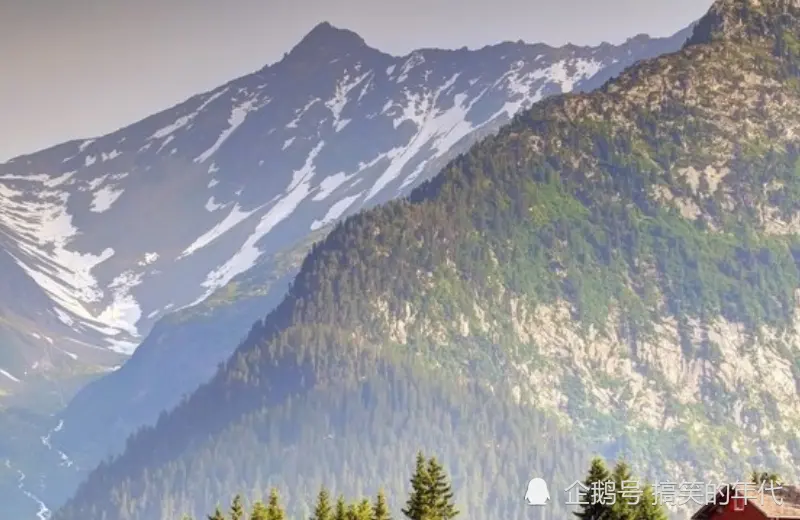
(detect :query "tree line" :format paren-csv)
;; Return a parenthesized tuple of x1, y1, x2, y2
(573, 457, 667, 520)
(188, 452, 456, 520)
(572, 459, 783, 520)
(187, 453, 706, 520)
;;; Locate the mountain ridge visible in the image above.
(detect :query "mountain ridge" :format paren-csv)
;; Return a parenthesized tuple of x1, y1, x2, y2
(5, 21, 679, 163)
(686, 0, 800, 46)
(0, 22, 696, 519)
(49, 0, 800, 518)
(0, 21, 692, 393)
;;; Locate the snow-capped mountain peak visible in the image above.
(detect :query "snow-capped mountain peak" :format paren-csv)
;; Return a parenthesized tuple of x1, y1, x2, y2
(0, 22, 693, 389)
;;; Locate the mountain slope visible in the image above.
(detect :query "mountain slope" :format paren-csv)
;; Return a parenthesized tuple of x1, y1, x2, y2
(67, 355, 600, 520)
(44, 228, 326, 491)
(50, 1, 800, 518)
(0, 23, 691, 397)
(0, 23, 695, 519)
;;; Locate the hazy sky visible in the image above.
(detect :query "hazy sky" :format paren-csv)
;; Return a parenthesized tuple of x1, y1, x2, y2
(0, 0, 712, 162)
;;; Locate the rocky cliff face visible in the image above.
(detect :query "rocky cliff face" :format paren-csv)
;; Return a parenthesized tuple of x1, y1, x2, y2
(364, 0, 800, 482)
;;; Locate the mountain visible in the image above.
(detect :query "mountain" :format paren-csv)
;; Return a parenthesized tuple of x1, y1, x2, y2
(0, 22, 689, 403)
(0, 22, 694, 519)
(46, 0, 800, 519)
(40, 227, 326, 501)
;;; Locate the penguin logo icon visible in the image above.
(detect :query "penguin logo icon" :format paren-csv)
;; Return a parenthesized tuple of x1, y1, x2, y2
(525, 477, 550, 506)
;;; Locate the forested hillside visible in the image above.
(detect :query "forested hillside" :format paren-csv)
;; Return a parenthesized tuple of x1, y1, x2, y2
(57, 353, 595, 519)
(54, 0, 800, 518)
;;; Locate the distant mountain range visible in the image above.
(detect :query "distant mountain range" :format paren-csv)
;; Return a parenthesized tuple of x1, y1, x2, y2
(47, 0, 800, 517)
(0, 20, 694, 519)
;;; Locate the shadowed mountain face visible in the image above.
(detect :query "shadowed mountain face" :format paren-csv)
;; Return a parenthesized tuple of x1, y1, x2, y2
(0, 22, 694, 520)
(45, 0, 800, 518)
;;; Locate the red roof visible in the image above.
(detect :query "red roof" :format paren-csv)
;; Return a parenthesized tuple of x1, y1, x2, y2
(692, 485, 800, 519)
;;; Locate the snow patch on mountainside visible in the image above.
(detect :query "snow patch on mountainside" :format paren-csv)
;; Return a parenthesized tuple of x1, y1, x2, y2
(0, 369, 20, 383)
(138, 252, 158, 266)
(198, 142, 326, 296)
(314, 172, 351, 200)
(151, 115, 193, 140)
(195, 97, 261, 163)
(547, 58, 603, 91)
(90, 185, 124, 212)
(311, 193, 362, 230)
(150, 88, 230, 142)
(368, 74, 479, 198)
(181, 204, 258, 258)
(205, 196, 224, 212)
(287, 98, 320, 129)
(101, 271, 144, 334)
(101, 150, 120, 162)
(326, 72, 370, 131)
(397, 52, 425, 83)
(0, 179, 124, 335)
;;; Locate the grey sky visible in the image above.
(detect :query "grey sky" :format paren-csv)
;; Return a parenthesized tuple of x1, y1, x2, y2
(0, 0, 712, 162)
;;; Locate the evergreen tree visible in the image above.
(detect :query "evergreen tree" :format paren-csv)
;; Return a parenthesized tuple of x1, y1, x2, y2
(574, 457, 611, 520)
(373, 490, 391, 520)
(231, 494, 245, 520)
(355, 498, 373, 520)
(208, 505, 227, 520)
(635, 485, 667, 520)
(250, 500, 269, 520)
(750, 470, 782, 485)
(402, 452, 431, 520)
(265, 488, 285, 520)
(334, 495, 348, 520)
(311, 488, 333, 520)
(426, 457, 458, 520)
(609, 461, 635, 520)
(402, 452, 459, 520)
